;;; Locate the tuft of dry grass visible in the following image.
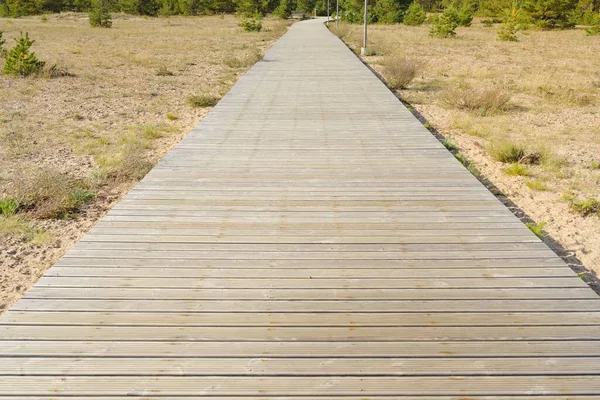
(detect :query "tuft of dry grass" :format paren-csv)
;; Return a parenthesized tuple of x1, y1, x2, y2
(487, 140, 527, 163)
(9, 169, 94, 219)
(187, 94, 220, 108)
(440, 86, 511, 115)
(503, 163, 530, 176)
(381, 56, 421, 90)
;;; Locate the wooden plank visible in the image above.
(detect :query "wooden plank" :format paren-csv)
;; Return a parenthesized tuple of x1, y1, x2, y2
(1, 376, 600, 396)
(3, 340, 599, 357)
(54, 257, 568, 268)
(34, 276, 587, 289)
(22, 287, 596, 300)
(45, 267, 573, 278)
(3, 356, 600, 376)
(4, 311, 600, 326)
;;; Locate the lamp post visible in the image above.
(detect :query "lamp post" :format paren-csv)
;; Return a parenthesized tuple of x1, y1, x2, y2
(336, 0, 339, 28)
(327, 0, 330, 25)
(361, 0, 368, 55)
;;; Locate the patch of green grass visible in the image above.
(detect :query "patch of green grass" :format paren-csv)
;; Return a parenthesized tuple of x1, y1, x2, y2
(504, 163, 530, 176)
(442, 139, 458, 152)
(526, 179, 548, 191)
(564, 195, 600, 217)
(187, 94, 220, 108)
(166, 113, 179, 121)
(590, 161, 600, 170)
(526, 221, 547, 239)
(0, 198, 19, 216)
(487, 140, 526, 163)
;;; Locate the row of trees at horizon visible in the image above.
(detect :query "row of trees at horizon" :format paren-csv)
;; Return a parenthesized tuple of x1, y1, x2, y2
(1, 0, 599, 28)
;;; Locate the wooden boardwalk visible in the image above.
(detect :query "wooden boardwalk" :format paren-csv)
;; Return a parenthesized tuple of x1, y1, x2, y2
(1, 18, 600, 398)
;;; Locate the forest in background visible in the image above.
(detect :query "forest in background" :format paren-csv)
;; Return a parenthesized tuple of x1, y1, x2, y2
(1, 0, 599, 30)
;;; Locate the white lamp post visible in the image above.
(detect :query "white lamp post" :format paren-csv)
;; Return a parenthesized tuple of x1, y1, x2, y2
(361, 0, 368, 55)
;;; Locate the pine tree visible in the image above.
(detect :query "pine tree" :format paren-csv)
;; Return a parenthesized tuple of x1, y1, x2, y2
(373, 0, 402, 23)
(522, 0, 578, 29)
(89, 0, 112, 27)
(3, 32, 46, 77)
(403, 1, 426, 24)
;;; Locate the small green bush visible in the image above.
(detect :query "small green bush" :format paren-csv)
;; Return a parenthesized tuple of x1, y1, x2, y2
(0, 198, 18, 216)
(239, 14, 263, 32)
(456, 6, 474, 27)
(89, 0, 112, 28)
(403, 1, 426, 26)
(498, 19, 519, 41)
(187, 94, 220, 107)
(429, 11, 459, 38)
(482, 19, 494, 27)
(373, 0, 402, 24)
(586, 25, 600, 36)
(3, 32, 46, 77)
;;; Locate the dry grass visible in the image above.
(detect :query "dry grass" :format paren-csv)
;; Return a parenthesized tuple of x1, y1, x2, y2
(381, 56, 421, 89)
(338, 20, 600, 272)
(440, 86, 511, 115)
(0, 13, 290, 312)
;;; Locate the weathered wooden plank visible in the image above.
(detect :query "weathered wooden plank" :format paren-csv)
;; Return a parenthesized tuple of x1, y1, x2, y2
(4, 311, 600, 326)
(21, 287, 596, 300)
(45, 267, 573, 278)
(11, 299, 600, 313)
(1, 376, 600, 396)
(3, 340, 599, 357)
(3, 356, 600, 376)
(34, 276, 586, 289)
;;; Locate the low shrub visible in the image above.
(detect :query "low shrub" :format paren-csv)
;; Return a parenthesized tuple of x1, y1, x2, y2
(381, 56, 421, 89)
(187, 94, 220, 107)
(487, 140, 527, 163)
(498, 19, 519, 41)
(403, 1, 426, 26)
(10, 169, 94, 219)
(440, 87, 511, 115)
(3, 32, 46, 77)
(482, 19, 494, 27)
(239, 14, 263, 32)
(586, 25, 600, 36)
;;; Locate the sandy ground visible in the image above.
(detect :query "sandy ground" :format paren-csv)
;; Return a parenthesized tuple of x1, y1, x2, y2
(0, 13, 290, 312)
(335, 21, 600, 284)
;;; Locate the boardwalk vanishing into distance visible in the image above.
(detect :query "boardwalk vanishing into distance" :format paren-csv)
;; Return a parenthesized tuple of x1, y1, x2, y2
(1, 17, 600, 398)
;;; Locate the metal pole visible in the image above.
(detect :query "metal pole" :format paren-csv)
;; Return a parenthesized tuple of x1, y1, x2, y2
(361, 0, 368, 55)
(336, 0, 339, 28)
(327, 0, 330, 25)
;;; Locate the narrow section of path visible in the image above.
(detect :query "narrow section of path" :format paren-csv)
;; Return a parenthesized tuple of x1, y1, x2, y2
(1, 18, 599, 398)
